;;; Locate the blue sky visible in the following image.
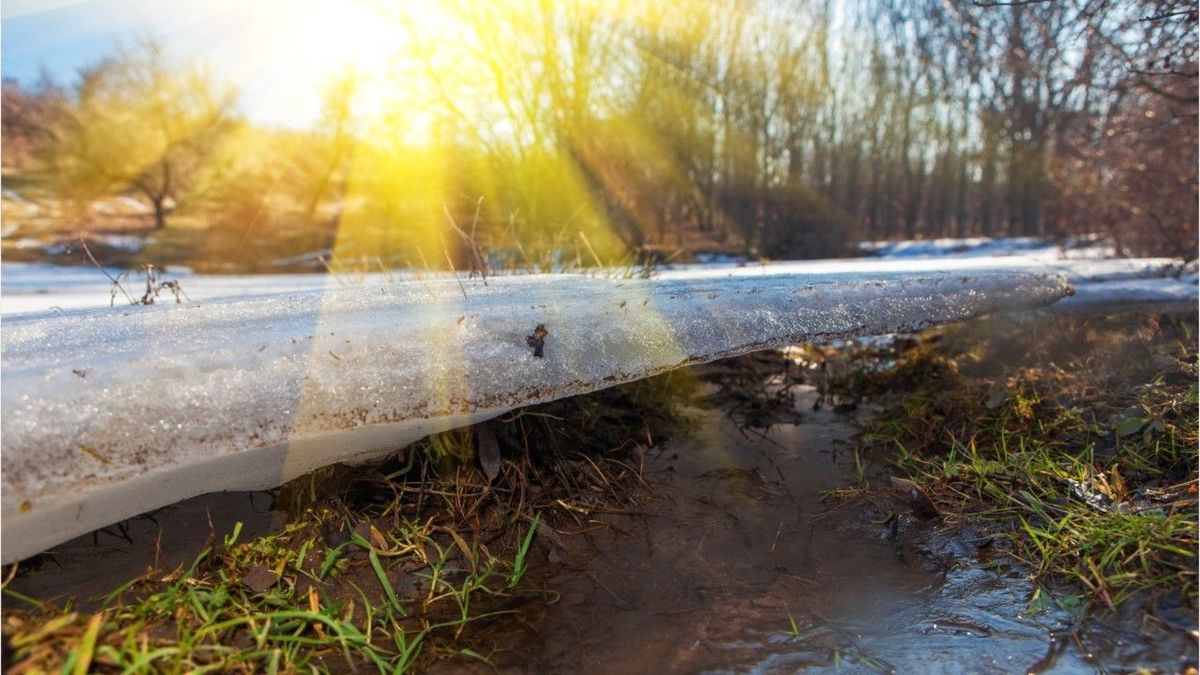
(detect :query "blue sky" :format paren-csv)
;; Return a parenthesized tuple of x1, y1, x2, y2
(2, 0, 396, 128)
(4, 1, 237, 85)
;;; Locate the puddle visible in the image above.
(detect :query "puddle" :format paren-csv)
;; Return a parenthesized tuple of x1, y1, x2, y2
(493, 383, 1196, 674)
(7, 491, 278, 606)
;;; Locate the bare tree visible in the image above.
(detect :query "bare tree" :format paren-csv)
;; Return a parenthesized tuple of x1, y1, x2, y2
(46, 41, 237, 228)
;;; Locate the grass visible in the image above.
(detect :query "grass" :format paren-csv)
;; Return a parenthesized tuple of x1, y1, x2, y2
(2, 369, 692, 672)
(825, 312, 1198, 609)
(506, 513, 540, 590)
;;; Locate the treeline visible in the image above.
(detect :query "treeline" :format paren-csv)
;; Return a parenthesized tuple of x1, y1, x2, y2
(2, 0, 1196, 270)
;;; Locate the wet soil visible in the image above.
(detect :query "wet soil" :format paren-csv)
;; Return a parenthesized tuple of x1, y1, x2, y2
(486, 383, 1196, 674)
(6, 368, 1195, 673)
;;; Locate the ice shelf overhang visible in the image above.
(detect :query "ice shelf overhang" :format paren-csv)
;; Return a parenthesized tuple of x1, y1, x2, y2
(2, 264, 1074, 562)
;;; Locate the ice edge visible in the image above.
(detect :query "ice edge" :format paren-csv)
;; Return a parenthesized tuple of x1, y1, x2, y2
(2, 268, 1070, 562)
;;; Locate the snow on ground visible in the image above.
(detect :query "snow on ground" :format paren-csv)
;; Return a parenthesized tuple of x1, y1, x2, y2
(858, 234, 1119, 260)
(1, 262, 1071, 562)
(860, 236, 1054, 258)
(669, 235, 1195, 312)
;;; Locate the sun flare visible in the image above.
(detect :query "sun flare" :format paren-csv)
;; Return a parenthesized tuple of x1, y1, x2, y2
(228, 0, 458, 130)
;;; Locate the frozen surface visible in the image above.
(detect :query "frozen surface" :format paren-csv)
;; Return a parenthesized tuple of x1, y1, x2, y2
(1, 263, 346, 315)
(858, 235, 1119, 260)
(1058, 269, 1198, 311)
(5, 241, 1193, 316)
(1, 263, 1070, 562)
(662, 254, 1195, 313)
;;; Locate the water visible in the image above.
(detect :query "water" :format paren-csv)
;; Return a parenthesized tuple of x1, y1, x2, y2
(7, 491, 278, 606)
(491, 384, 1195, 673)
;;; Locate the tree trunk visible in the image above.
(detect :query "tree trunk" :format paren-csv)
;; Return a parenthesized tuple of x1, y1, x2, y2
(153, 197, 167, 229)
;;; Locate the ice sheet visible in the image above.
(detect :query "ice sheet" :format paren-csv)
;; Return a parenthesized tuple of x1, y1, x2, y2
(2, 264, 1071, 562)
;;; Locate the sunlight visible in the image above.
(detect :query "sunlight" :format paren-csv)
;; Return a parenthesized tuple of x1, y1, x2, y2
(3, 0, 1196, 669)
(229, 0, 451, 128)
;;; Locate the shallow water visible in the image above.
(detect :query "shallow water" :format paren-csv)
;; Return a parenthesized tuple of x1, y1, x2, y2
(494, 385, 1196, 674)
(7, 491, 278, 605)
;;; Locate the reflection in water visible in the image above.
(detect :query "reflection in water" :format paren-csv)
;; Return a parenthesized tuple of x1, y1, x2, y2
(503, 383, 1194, 674)
(8, 491, 278, 607)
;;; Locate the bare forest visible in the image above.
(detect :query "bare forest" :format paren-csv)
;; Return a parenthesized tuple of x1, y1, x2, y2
(2, 0, 1196, 272)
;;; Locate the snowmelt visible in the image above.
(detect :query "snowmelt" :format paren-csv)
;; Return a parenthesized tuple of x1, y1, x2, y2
(2, 264, 1072, 562)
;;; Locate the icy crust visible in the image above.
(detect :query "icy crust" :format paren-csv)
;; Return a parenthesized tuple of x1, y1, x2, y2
(660, 257, 1196, 312)
(3, 255, 1191, 316)
(1029, 259, 1196, 312)
(1057, 272, 1197, 312)
(2, 268, 1070, 562)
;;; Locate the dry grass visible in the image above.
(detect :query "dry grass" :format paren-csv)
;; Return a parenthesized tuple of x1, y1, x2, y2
(1, 370, 693, 673)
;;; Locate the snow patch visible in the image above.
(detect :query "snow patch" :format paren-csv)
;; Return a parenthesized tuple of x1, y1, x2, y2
(859, 235, 1120, 261)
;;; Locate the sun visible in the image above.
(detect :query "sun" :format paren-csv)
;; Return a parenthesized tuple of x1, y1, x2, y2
(221, 0, 458, 129)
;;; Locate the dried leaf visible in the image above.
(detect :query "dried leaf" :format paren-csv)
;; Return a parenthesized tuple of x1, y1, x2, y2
(241, 565, 279, 593)
(476, 425, 502, 483)
(526, 324, 548, 358)
(890, 476, 940, 519)
(369, 525, 388, 550)
(1108, 465, 1127, 501)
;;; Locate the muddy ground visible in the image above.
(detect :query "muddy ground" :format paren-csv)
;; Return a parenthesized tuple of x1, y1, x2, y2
(5, 349, 1196, 673)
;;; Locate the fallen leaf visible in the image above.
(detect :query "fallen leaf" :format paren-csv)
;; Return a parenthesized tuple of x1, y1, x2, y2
(890, 476, 941, 519)
(241, 565, 279, 593)
(369, 525, 387, 550)
(476, 425, 502, 483)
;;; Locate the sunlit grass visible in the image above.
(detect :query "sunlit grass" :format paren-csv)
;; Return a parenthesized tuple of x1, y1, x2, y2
(2, 367, 691, 672)
(829, 313, 1198, 608)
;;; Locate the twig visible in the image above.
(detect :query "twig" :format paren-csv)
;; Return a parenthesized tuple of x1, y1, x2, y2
(80, 237, 136, 305)
(587, 570, 633, 609)
(442, 198, 489, 285)
(1140, 8, 1193, 21)
(972, 0, 1054, 6)
(1, 562, 18, 589)
(443, 244, 468, 301)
